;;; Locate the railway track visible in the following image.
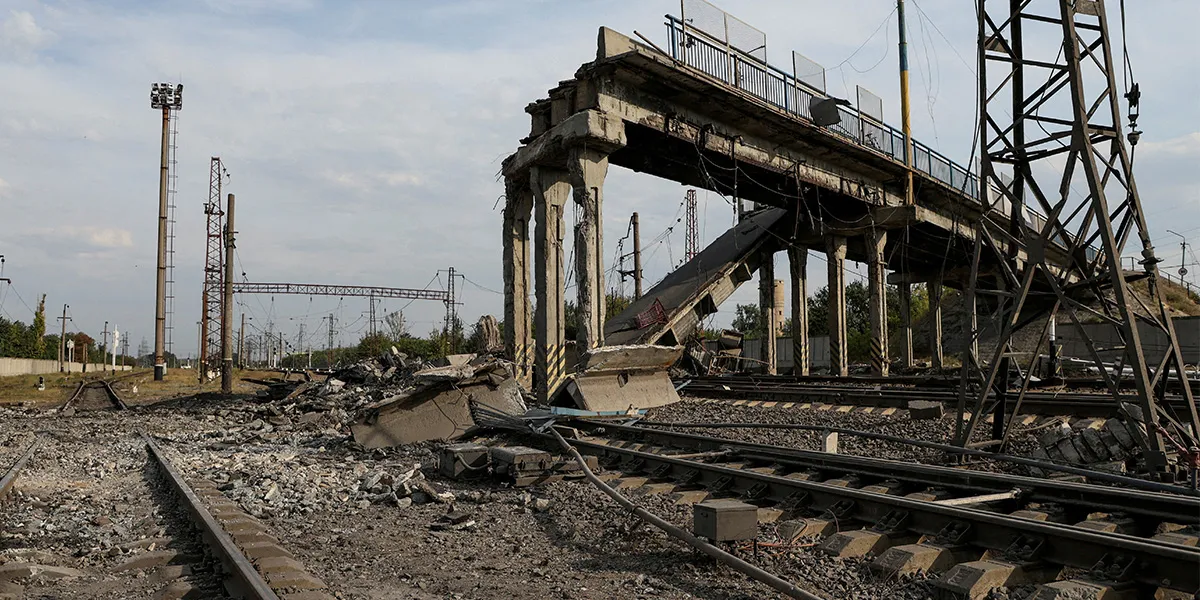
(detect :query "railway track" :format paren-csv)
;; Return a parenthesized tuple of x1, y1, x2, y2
(0, 433, 332, 599)
(677, 375, 1200, 418)
(62, 378, 127, 411)
(551, 420, 1200, 599)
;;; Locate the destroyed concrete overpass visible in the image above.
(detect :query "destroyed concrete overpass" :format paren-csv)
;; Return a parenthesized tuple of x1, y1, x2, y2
(501, 26, 1084, 402)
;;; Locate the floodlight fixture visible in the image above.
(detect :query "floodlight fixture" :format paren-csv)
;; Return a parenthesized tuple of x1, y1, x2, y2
(150, 82, 183, 110)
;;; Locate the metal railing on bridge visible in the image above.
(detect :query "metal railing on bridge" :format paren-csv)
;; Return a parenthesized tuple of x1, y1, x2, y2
(665, 13, 980, 201)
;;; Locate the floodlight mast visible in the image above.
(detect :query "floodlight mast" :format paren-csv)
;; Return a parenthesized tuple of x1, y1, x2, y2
(150, 82, 182, 381)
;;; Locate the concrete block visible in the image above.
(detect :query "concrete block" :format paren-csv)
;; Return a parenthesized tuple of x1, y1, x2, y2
(908, 400, 944, 420)
(238, 541, 294, 561)
(263, 570, 326, 590)
(153, 581, 207, 600)
(693, 499, 758, 541)
(821, 529, 915, 558)
(935, 559, 1060, 600)
(598, 27, 637, 59)
(1079, 428, 1112, 461)
(1103, 418, 1137, 450)
(1030, 579, 1136, 600)
(114, 550, 183, 572)
(871, 543, 980, 577)
(1152, 530, 1199, 547)
(0, 563, 85, 581)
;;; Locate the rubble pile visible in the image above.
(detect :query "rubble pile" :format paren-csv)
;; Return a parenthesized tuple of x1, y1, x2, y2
(241, 348, 529, 449)
(166, 444, 460, 519)
(1033, 408, 1149, 473)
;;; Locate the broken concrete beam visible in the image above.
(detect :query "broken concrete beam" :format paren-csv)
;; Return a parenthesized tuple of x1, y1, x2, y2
(351, 365, 526, 449)
(907, 400, 944, 420)
(557, 345, 684, 412)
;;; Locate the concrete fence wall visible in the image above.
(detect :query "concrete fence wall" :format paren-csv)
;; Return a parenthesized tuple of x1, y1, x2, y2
(0, 358, 133, 378)
(1057, 315, 1200, 366)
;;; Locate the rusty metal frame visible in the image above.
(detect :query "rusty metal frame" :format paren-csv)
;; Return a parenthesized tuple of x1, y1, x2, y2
(958, 0, 1200, 476)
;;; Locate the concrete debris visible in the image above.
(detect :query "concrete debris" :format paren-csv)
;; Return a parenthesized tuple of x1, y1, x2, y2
(239, 349, 529, 450)
(474, 315, 503, 353)
(351, 357, 528, 449)
(557, 344, 683, 412)
(907, 400, 944, 420)
(1037, 415, 1145, 469)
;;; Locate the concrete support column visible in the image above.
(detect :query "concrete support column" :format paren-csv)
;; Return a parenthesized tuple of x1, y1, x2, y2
(503, 176, 534, 383)
(532, 167, 571, 402)
(898, 282, 914, 368)
(826, 236, 848, 377)
(930, 278, 944, 369)
(568, 147, 609, 351)
(867, 229, 889, 376)
(788, 245, 809, 376)
(759, 251, 777, 375)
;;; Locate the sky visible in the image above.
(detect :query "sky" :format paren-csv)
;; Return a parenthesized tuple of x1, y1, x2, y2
(0, 0, 1196, 359)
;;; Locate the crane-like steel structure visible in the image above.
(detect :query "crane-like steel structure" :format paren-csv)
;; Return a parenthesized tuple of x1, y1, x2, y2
(958, 0, 1199, 477)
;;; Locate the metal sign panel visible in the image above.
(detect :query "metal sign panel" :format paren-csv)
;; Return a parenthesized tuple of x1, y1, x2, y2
(793, 52, 826, 93)
(857, 86, 884, 123)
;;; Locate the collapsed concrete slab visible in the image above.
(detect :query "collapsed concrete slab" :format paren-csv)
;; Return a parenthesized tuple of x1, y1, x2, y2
(554, 344, 683, 412)
(351, 360, 526, 449)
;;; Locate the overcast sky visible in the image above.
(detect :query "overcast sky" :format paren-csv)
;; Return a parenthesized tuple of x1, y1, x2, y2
(0, 0, 1196, 359)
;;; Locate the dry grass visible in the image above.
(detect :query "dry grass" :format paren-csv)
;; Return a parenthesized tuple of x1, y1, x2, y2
(0, 367, 294, 407)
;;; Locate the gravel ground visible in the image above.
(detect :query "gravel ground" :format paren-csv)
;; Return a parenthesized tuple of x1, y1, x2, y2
(649, 398, 1044, 475)
(0, 391, 1058, 600)
(0, 417, 228, 599)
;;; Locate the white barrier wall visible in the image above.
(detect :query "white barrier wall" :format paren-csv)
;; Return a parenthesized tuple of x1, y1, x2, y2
(0, 358, 133, 377)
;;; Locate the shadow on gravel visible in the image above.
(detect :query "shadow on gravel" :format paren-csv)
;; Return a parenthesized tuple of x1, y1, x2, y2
(531, 504, 769, 600)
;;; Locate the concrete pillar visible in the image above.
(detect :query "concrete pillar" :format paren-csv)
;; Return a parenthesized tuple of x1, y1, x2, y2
(568, 147, 609, 351)
(898, 282, 914, 368)
(827, 236, 848, 377)
(930, 278, 944, 369)
(788, 245, 809, 376)
(503, 176, 534, 383)
(867, 229, 889, 377)
(532, 167, 570, 402)
(759, 251, 778, 375)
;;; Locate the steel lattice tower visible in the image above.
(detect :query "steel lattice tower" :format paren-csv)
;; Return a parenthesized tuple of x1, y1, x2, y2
(201, 157, 225, 379)
(684, 189, 699, 262)
(959, 0, 1198, 476)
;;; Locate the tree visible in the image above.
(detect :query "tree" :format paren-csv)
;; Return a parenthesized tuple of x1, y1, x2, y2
(731, 304, 764, 338)
(31, 294, 46, 357)
(356, 333, 393, 360)
(384, 311, 408, 341)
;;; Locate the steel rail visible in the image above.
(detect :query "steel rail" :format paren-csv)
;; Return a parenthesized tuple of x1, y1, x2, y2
(580, 422, 1200, 522)
(551, 434, 1200, 594)
(63, 380, 128, 411)
(678, 378, 1198, 416)
(633, 420, 1199, 497)
(142, 434, 280, 600)
(0, 438, 40, 502)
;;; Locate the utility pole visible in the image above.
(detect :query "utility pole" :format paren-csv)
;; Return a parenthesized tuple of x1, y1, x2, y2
(238, 313, 245, 370)
(1167, 230, 1189, 280)
(632, 213, 643, 299)
(198, 290, 208, 383)
(101, 321, 109, 372)
(368, 297, 377, 337)
(57, 304, 68, 373)
(327, 313, 335, 369)
(121, 336, 129, 369)
(897, 0, 915, 206)
(278, 332, 284, 370)
(221, 193, 236, 394)
(150, 82, 183, 381)
(440, 267, 464, 354)
(684, 191, 698, 262)
(196, 321, 202, 372)
(112, 327, 120, 371)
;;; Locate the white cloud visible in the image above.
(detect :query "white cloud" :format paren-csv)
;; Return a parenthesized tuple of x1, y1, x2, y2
(1139, 132, 1200, 158)
(1, 10, 55, 59)
(83, 227, 133, 249)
